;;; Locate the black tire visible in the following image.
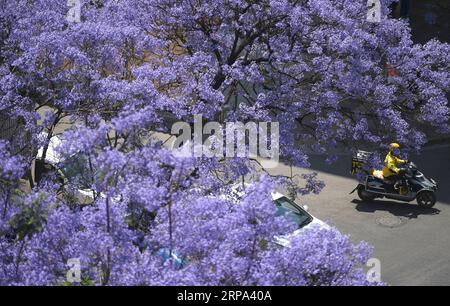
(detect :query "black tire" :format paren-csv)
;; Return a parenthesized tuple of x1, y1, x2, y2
(416, 191, 436, 208)
(357, 185, 376, 202)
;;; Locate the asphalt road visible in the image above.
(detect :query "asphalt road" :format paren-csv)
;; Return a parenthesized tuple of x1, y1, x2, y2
(268, 144, 450, 286)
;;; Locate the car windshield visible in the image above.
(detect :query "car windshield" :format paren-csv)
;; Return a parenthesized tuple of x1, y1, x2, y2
(60, 154, 93, 188)
(274, 197, 312, 228)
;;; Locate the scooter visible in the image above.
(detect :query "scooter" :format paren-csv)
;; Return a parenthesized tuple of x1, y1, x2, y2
(350, 150, 438, 208)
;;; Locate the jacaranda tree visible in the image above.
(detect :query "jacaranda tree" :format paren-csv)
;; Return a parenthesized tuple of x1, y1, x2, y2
(0, 0, 448, 285)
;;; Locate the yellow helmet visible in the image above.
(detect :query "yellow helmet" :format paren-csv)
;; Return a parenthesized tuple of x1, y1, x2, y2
(389, 143, 400, 151)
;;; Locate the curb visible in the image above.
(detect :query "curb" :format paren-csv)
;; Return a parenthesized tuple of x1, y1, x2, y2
(424, 137, 450, 147)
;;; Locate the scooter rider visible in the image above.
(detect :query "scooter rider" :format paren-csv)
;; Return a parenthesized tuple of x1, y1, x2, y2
(382, 143, 408, 192)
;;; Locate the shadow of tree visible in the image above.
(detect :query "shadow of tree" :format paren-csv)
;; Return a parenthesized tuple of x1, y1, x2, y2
(351, 199, 440, 220)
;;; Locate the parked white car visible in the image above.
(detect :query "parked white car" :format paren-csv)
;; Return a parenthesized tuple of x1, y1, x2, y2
(227, 183, 330, 247)
(35, 133, 96, 203)
(271, 191, 330, 247)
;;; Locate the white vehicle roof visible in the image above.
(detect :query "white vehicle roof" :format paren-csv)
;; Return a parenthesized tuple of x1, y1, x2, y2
(36, 133, 63, 165)
(271, 191, 285, 201)
(229, 183, 293, 201)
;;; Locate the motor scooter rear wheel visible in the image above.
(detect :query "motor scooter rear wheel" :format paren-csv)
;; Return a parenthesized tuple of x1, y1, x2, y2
(357, 185, 376, 202)
(416, 191, 436, 208)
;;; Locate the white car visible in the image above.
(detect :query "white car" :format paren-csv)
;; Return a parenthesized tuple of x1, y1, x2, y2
(270, 191, 330, 247)
(35, 133, 96, 203)
(227, 183, 330, 247)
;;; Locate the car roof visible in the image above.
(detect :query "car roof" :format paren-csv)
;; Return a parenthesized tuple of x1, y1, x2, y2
(36, 133, 63, 165)
(271, 192, 285, 201)
(229, 183, 287, 201)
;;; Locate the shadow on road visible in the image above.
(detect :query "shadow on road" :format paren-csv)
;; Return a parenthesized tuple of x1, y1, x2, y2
(351, 199, 441, 219)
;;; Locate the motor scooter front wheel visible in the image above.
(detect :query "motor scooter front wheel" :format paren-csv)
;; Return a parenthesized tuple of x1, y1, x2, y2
(416, 191, 436, 208)
(357, 185, 376, 202)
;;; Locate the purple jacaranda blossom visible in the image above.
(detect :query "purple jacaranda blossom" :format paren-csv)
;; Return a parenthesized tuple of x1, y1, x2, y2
(0, 140, 25, 182)
(2, 177, 382, 286)
(0, 0, 447, 286)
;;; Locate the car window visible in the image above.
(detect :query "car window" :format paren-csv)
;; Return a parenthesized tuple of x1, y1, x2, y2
(274, 197, 312, 228)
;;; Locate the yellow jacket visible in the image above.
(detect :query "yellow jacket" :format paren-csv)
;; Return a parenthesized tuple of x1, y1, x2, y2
(382, 151, 406, 177)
